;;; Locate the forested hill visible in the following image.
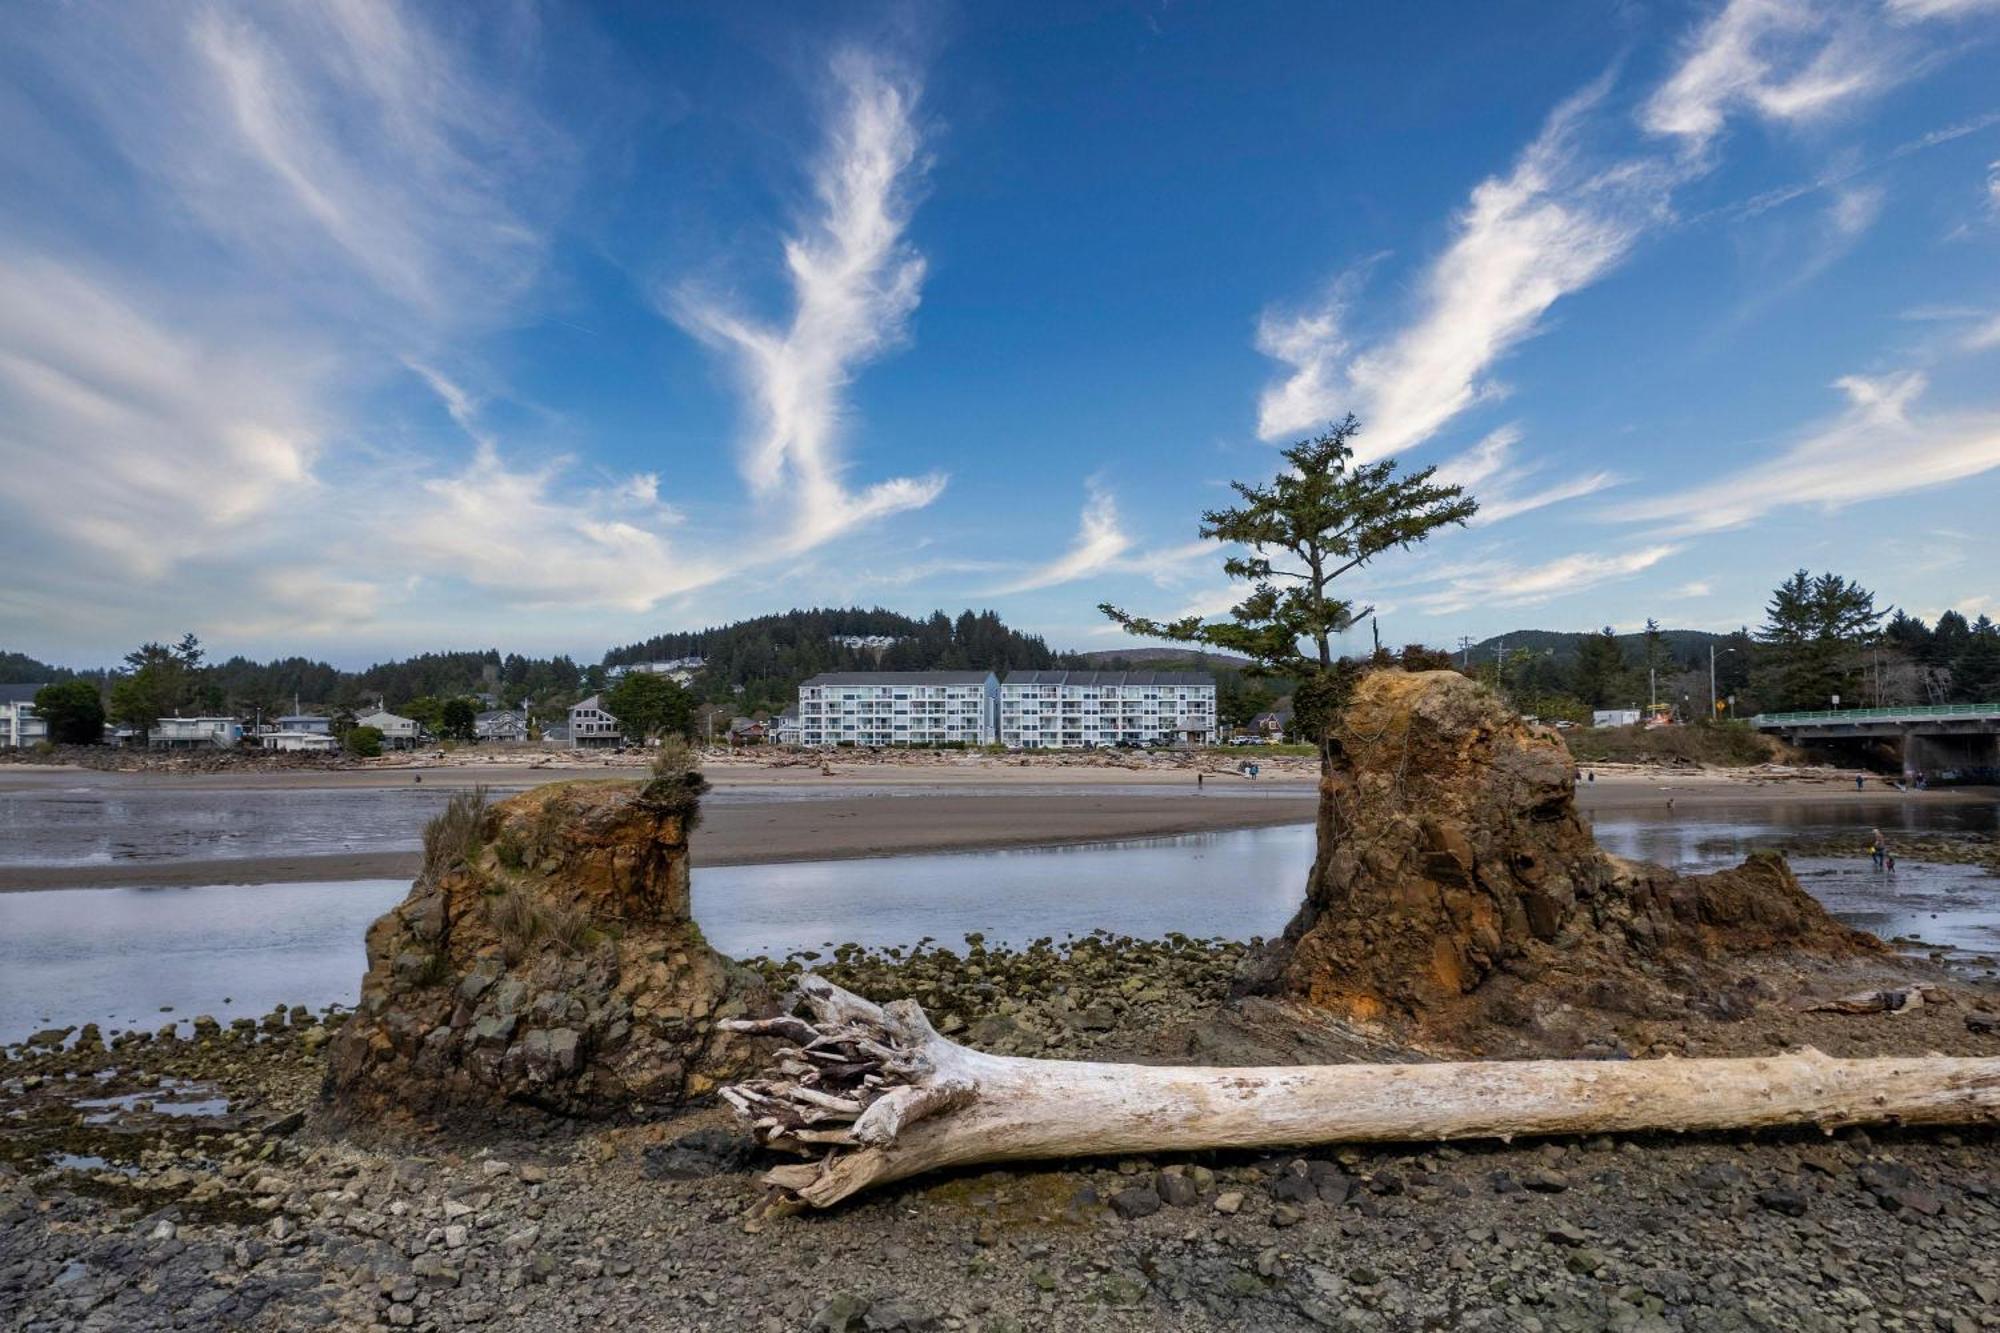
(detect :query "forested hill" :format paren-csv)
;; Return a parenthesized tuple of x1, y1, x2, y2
(605, 608, 1095, 711)
(1466, 627, 1737, 669)
(0, 651, 83, 685)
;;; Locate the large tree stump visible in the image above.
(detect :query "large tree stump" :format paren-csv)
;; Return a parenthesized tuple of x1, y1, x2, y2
(326, 777, 770, 1120)
(1257, 670, 1878, 1037)
(724, 976, 2000, 1209)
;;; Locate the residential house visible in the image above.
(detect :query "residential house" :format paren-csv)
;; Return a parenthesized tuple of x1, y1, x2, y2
(727, 716, 768, 745)
(0, 684, 49, 748)
(151, 716, 245, 749)
(274, 714, 333, 736)
(999, 671, 1216, 748)
(257, 730, 341, 753)
(797, 672, 998, 747)
(774, 709, 802, 746)
(569, 695, 625, 747)
(474, 709, 529, 743)
(354, 708, 424, 749)
(540, 721, 573, 746)
(1250, 707, 1293, 740)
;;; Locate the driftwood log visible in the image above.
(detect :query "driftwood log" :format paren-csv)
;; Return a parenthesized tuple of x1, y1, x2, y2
(722, 976, 2000, 1210)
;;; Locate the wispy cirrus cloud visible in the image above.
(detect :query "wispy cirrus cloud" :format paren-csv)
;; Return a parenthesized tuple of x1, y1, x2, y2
(0, 254, 321, 579)
(1433, 425, 1619, 526)
(672, 51, 946, 553)
(1256, 80, 1663, 458)
(988, 480, 1133, 594)
(1255, 0, 1950, 465)
(1404, 543, 1684, 616)
(1611, 370, 2000, 534)
(1640, 0, 1898, 155)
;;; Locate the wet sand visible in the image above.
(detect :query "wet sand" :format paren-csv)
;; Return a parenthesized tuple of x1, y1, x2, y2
(1, 760, 1988, 892)
(0, 783, 1319, 889)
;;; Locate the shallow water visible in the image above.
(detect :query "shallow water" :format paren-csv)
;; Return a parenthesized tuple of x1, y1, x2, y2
(0, 774, 1289, 868)
(3, 797, 1997, 1044)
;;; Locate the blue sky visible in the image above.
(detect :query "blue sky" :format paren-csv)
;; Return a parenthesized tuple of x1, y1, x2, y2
(3, 0, 1997, 668)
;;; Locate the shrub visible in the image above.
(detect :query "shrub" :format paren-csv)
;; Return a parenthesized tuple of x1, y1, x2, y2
(343, 724, 384, 758)
(641, 735, 708, 826)
(487, 884, 592, 964)
(421, 786, 489, 883)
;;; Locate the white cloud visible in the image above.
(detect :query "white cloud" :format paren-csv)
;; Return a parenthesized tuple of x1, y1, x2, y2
(1885, 0, 2000, 20)
(1434, 424, 1619, 525)
(0, 254, 320, 578)
(1969, 313, 2000, 350)
(393, 443, 720, 612)
(1256, 0, 1934, 466)
(672, 50, 946, 552)
(989, 481, 1134, 594)
(1829, 183, 1884, 237)
(1256, 82, 1661, 458)
(1640, 0, 1895, 154)
(1406, 544, 1683, 616)
(1672, 581, 1714, 598)
(1612, 371, 2000, 534)
(181, 4, 558, 326)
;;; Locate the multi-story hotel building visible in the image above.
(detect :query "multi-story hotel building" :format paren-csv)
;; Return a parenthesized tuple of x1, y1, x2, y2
(797, 671, 998, 747)
(998, 670, 1216, 748)
(791, 669, 1218, 748)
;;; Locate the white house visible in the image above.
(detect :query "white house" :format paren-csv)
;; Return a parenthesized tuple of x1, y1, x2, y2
(354, 708, 424, 749)
(569, 694, 624, 747)
(151, 716, 244, 749)
(274, 713, 333, 736)
(474, 709, 529, 743)
(999, 671, 1216, 748)
(258, 730, 341, 753)
(797, 672, 998, 747)
(0, 684, 49, 748)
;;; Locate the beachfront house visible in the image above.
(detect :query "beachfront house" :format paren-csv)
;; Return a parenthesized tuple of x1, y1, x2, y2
(474, 709, 529, 743)
(998, 671, 1216, 749)
(274, 714, 333, 736)
(569, 695, 625, 747)
(151, 716, 245, 749)
(0, 684, 49, 748)
(797, 671, 999, 747)
(774, 709, 802, 746)
(257, 729, 341, 752)
(354, 708, 424, 749)
(540, 721, 572, 746)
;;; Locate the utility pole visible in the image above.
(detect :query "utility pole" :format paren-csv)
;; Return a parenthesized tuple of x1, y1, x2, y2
(1457, 635, 1473, 670)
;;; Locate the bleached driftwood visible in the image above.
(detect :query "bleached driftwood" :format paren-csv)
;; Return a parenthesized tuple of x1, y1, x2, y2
(721, 975, 2000, 1210)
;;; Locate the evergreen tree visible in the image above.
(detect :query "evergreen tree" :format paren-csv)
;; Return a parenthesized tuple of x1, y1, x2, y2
(1573, 628, 1626, 707)
(1099, 415, 1476, 766)
(1754, 570, 1887, 710)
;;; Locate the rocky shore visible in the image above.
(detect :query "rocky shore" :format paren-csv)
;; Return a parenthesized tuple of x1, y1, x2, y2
(8, 930, 2000, 1333)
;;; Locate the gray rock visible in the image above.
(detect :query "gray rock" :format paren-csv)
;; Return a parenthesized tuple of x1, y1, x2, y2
(810, 1291, 871, 1333)
(1156, 1170, 1200, 1207)
(1110, 1186, 1162, 1220)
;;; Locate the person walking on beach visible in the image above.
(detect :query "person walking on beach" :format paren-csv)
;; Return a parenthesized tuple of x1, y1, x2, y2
(1870, 828, 1886, 871)
(1197, 771, 1204, 791)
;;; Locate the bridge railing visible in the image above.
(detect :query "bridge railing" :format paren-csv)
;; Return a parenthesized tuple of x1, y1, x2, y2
(1752, 703, 2000, 727)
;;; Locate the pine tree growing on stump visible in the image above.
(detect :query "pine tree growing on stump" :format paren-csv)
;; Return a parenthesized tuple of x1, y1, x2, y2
(1097, 413, 1477, 770)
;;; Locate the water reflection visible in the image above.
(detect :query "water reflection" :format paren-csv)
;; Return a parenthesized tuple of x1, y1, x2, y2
(4, 805, 1998, 1043)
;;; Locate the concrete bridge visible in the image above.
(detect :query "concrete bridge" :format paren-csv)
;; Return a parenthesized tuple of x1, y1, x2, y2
(1751, 702, 2000, 780)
